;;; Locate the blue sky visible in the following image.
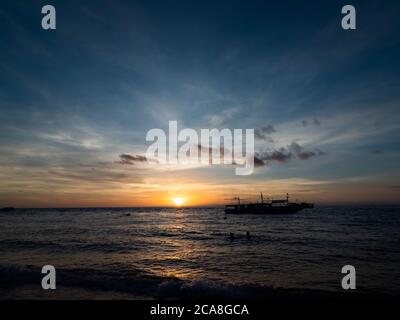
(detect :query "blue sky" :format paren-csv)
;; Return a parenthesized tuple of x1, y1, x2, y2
(1, 0, 400, 206)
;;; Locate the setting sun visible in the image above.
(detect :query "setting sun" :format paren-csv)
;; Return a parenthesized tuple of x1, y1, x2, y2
(172, 197, 185, 206)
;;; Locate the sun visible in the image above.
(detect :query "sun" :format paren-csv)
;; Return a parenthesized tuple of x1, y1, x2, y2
(172, 197, 185, 206)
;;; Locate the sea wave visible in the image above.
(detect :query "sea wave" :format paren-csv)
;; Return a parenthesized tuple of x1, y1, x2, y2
(0, 264, 362, 300)
(0, 239, 146, 253)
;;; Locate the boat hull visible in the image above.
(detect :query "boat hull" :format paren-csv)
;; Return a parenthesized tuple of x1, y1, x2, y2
(225, 203, 313, 215)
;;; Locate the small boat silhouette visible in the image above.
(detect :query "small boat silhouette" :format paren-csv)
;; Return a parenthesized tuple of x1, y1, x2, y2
(225, 193, 313, 215)
(1, 206, 15, 212)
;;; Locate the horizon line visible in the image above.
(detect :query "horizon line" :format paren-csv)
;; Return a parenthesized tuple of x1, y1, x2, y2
(3, 203, 400, 210)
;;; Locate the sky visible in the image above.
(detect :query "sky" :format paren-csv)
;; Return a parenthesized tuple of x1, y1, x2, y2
(0, 0, 400, 207)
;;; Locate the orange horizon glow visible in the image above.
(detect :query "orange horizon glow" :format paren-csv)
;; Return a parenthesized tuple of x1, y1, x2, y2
(1, 175, 400, 208)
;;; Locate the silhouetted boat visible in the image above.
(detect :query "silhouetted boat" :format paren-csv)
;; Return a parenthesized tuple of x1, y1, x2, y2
(1, 206, 15, 212)
(225, 193, 313, 215)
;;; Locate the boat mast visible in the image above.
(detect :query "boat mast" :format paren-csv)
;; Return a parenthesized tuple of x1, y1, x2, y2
(286, 193, 289, 202)
(260, 192, 264, 204)
(234, 196, 241, 206)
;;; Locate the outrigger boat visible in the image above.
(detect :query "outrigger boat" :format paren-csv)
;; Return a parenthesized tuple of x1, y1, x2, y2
(224, 193, 313, 215)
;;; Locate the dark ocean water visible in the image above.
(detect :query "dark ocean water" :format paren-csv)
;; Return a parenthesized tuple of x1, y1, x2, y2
(1, 206, 400, 299)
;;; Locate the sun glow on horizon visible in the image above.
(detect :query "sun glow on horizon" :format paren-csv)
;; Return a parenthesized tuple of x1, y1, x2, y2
(172, 197, 185, 206)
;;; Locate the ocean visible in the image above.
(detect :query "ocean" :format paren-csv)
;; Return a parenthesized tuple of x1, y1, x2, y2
(1, 206, 399, 299)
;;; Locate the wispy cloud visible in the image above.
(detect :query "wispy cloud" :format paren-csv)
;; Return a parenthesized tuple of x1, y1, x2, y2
(255, 124, 276, 141)
(255, 142, 324, 167)
(116, 154, 147, 165)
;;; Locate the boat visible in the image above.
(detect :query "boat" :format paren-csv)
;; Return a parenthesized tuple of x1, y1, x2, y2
(1, 206, 15, 212)
(224, 193, 313, 215)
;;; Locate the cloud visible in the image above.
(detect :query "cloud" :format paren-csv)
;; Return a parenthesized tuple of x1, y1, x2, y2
(253, 154, 266, 167)
(48, 166, 131, 183)
(255, 142, 325, 166)
(301, 118, 321, 127)
(288, 142, 318, 160)
(116, 154, 147, 165)
(37, 129, 104, 150)
(254, 148, 292, 166)
(313, 118, 321, 126)
(255, 124, 276, 141)
(207, 108, 241, 126)
(263, 149, 293, 163)
(296, 150, 316, 160)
